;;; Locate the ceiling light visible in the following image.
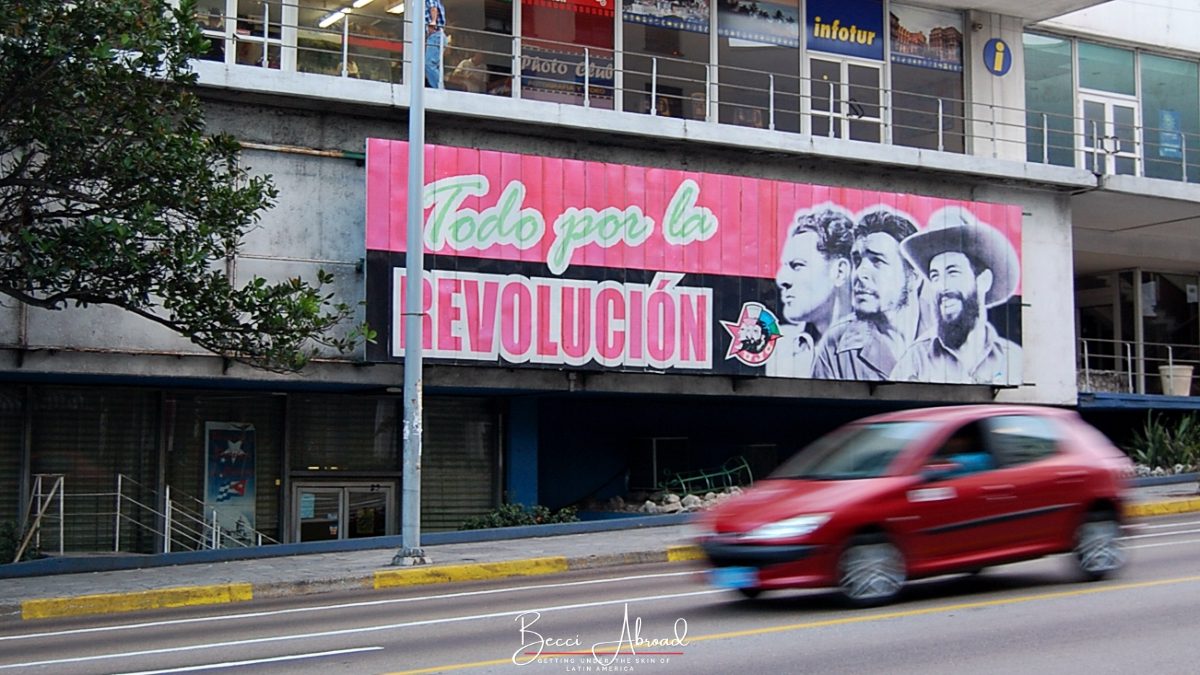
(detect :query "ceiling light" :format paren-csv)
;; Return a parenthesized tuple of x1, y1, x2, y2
(318, 8, 349, 28)
(386, 2, 405, 13)
(353, 0, 375, 7)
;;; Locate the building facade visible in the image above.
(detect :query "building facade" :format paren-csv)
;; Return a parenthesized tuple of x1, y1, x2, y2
(2, 0, 1198, 553)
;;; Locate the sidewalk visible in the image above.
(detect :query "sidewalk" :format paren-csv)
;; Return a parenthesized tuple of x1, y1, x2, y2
(2, 479, 1197, 622)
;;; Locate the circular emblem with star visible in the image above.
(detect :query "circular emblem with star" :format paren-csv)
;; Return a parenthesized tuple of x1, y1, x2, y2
(721, 302, 782, 366)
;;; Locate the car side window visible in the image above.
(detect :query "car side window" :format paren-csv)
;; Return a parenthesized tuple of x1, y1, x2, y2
(928, 422, 996, 478)
(983, 415, 1061, 468)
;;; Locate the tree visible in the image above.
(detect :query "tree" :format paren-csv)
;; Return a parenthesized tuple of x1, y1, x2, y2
(0, 0, 370, 372)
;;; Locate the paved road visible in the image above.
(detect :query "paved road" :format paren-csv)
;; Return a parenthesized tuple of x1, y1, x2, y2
(3, 514, 1200, 674)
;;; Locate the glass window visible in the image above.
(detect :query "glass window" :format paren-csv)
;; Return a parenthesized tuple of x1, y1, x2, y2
(716, 0, 801, 131)
(983, 415, 1060, 467)
(236, 0, 284, 68)
(521, 0, 614, 108)
(1024, 33, 1074, 166)
(445, 0, 515, 95)
(193, 0, 228, 62)
(1140, 53, 1200, 183)
(1078, 41, 1134, 95)
(296, 1, 405, 82)
(770, 422, 931, 480)
(889, 5, 964, 153)
(623, 0, 709, 119)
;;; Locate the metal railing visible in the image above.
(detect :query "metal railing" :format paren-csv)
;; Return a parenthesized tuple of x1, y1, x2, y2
(1078, 337, 1200, 395)
(116, 474, 280, 552)
(190, 5, 1200, 185)
(14, 474, 65, 562)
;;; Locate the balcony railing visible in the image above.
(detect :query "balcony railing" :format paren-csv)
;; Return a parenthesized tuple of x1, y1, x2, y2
(1079, 337, 1200, 396)
(192, 5, 1200, 185)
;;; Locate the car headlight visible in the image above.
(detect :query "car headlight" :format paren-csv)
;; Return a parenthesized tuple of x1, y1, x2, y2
(741, 513, 831, 541)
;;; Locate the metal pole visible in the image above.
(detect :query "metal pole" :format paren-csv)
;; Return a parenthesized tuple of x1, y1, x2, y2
(1126, 341, 1134, 393)
(512, 37, 522, 100)
(114, 474, 122, 553)
(342, 14, 350, 77)
(261, 4, 269, 68)
(163, 485, 172, 554)
(827, 81, 834, 138)
(650, 58, 658, 116)
(1081, 339, 1091, 391)
(584, 48, 590, 108)
(937, 99, 944, 152)
(1184, 134, 1189, 183)
(768, 74, 775, 131)
(1042, 113, 1049, 164)
(394, 0, 430, 567)
(211, 508, 219, 549)
(57, 476, 63, 555)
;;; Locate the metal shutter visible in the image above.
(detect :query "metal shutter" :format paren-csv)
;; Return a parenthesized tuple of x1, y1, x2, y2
(421, 397, 499, 531)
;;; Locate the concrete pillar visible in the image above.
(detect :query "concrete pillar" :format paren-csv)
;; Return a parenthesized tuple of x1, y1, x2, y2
(966, 12, 1028, 162)
(505, 397, 539, 507)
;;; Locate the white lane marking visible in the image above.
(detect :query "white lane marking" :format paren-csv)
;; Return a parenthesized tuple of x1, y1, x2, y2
(0, 569, 704, 642)
(1127, 538, 1200, 550)
(112, 647, 384, 675)
(1121, 528, 1200, 540)
(1127, 519, 1200, 530)
(0, 589, 725, 670)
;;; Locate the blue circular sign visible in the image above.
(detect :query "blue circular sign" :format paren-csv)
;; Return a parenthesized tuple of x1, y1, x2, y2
(983, 38, 1012, 76)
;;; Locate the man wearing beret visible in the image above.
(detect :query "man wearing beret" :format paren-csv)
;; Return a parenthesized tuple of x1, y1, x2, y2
(892, 207, 1022, 385)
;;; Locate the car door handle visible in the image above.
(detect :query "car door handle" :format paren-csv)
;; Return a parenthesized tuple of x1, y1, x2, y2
(1056, 470, 1088, 484)
(982, 484, 1016, 501)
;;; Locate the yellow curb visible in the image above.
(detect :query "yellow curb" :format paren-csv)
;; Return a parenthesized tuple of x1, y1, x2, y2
(374, 556, 569, 589)
(21, 583, 252, 620)
(666, 544, 704, 562)
(1125, 498, 1200, 519)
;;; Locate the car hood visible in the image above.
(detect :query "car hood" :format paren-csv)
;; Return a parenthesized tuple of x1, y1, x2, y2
(707, 477, 904, 532)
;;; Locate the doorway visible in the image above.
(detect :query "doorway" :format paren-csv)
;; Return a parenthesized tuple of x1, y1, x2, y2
(292, 482, 395, 542)
(808, 57, 882, 142)
(1078, 92, 1140, 176)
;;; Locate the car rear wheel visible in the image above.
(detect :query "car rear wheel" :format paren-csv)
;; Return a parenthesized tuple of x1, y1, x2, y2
(837, 534, 906, 607)
(1074, 511, 1125, 581)
(736, 587, 762, 600)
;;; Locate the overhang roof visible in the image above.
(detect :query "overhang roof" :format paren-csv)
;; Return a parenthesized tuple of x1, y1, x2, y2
(914, 0, 1113, 23)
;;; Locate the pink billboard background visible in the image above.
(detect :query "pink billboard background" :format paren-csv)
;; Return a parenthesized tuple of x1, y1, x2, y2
(365, 139, 1023, 292)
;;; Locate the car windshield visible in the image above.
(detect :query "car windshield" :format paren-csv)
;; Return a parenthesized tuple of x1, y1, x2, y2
(771, 422, 932, 480)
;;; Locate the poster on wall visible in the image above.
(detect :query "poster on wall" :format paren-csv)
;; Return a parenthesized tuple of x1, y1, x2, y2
(204, 422, 256, 546)
(890, 5, 963, 72)
(623, 0, 710, 34)
(366, 140, 1023, 386)
(717, 0, 800, 48)
(520, 44, 614, 107)
(806, 0, 883, 61)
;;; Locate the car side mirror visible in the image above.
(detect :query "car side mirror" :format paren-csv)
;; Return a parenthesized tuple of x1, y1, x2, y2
(921, 461, 962, 482)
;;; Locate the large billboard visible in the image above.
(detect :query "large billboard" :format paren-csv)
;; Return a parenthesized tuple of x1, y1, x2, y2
(366, 140, 1023, 386)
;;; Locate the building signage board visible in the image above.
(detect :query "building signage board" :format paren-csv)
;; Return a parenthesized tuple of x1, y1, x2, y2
(717, 0, 801, 48)
(622, 0, 709, 34)
(366, 140, 1023, 385)
(203, 422, 256, 545)
(806, 0, 884, 61)
(890, 5, 963, 72)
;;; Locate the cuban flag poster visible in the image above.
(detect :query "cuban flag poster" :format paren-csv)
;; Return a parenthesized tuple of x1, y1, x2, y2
(204, 422, 256, 544)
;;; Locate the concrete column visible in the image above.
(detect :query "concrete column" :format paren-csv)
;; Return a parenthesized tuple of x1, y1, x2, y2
(505, 397, 538, 507)
(966, 12, 1027, 162)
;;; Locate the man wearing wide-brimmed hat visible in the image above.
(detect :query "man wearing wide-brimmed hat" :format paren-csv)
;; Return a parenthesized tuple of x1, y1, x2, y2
(892, 207, 1022, 385)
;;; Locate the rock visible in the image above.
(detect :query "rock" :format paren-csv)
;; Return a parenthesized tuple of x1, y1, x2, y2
(607, 496, 625, 510)
(703, 492, 716, 501)
(1175, 464, 1186, 475)
(664, 493, 681, 504)
(681, 494, 703, 509)
(661, 501, 683, 513)
(640, 500, 659, 514)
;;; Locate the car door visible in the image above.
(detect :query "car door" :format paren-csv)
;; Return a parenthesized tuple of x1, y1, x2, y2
(892, 422, 1012, 566)
(980, 414, 1074, 551)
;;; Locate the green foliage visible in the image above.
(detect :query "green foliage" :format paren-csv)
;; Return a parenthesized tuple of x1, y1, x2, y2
(1129, 413, 1200, 469)
(459, 504, 580, 530)
(0, 0, 372, 372)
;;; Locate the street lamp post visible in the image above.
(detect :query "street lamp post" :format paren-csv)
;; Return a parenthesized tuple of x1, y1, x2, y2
(393, 0, 431, 567)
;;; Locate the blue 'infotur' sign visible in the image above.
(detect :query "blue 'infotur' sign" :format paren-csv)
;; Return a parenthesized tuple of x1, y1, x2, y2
(806, 0, 883, 61)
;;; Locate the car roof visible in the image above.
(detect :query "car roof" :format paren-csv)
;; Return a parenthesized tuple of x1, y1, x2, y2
(853, 404, 1075, 426)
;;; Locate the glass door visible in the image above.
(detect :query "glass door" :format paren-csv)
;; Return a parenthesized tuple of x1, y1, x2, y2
(808, 58, 882, 142)
(1078, 93, 1140, 176)
(292, 482, 396, 542)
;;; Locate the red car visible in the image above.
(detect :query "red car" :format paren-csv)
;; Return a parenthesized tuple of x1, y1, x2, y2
(696, 405, 1132, 606)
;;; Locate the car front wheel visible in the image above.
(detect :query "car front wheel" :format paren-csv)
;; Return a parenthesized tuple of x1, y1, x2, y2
(837, 534, 906, 607)
(1074, 512, 1125, 580)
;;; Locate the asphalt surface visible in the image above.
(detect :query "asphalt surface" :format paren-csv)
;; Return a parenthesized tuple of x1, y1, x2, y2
(2, 513, 1200, 674)
(0, 480, 1196, 624)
